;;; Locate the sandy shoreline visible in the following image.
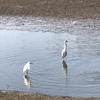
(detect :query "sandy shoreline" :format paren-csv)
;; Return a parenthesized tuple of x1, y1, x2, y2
(0, 0, 100, 18)
(0, 90, 100, 100)
(0, 0, 100, 99)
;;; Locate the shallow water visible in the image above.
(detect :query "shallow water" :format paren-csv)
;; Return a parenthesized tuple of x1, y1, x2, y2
(0, 16, 100, 97)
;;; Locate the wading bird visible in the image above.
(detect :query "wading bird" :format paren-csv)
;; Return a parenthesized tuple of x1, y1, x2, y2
(23, 62, 33, 75)
(61, 40, 68, 59)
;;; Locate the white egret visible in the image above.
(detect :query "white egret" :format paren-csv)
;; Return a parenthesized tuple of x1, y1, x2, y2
(23, 62, 33, 74)
(61, 40, 68, 59)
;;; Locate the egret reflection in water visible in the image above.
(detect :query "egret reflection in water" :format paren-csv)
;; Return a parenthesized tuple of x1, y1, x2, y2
(62, 60, 68, 76)
(23, 75, 31, 88)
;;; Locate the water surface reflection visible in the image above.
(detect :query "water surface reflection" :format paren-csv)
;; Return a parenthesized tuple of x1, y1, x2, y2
(23, 75, 31, 88)
(62, 60, 68, 77)
(0, 16, 100, 97)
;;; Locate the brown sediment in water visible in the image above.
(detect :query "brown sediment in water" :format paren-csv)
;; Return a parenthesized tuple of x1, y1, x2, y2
(0, 0, 100, 18)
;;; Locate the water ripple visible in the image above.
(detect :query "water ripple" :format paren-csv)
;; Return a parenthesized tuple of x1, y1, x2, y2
(0, 16, 100, 97)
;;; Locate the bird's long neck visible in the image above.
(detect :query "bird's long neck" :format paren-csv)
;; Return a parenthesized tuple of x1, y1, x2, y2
(64, 42, 67, 50)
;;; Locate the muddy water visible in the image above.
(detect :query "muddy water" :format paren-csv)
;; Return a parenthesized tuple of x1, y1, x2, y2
(0, 16, 100, 97)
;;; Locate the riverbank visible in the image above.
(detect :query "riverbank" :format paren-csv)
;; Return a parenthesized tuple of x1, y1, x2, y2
(0, 0, 100, 18)
(0, 90, 100, 100)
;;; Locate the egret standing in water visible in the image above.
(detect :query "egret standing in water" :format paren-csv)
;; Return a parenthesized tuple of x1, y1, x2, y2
(61, 40, 68, 59)
(23, 62, 33, 75)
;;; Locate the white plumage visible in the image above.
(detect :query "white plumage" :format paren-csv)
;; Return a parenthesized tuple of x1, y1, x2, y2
(61, 40, 68, 59)
(23, 62, 32, 74)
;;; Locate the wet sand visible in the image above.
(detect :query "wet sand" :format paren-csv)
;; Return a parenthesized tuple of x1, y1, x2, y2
(0, 90, 100, 100)
(0, 0, 100, 99)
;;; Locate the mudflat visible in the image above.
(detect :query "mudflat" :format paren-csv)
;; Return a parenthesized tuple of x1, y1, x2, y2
(0, 90, 100, 100)
(0, 0, 100, 18)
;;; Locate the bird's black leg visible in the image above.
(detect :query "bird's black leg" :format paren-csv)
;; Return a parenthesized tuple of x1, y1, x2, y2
(26, 71, 28, 76)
